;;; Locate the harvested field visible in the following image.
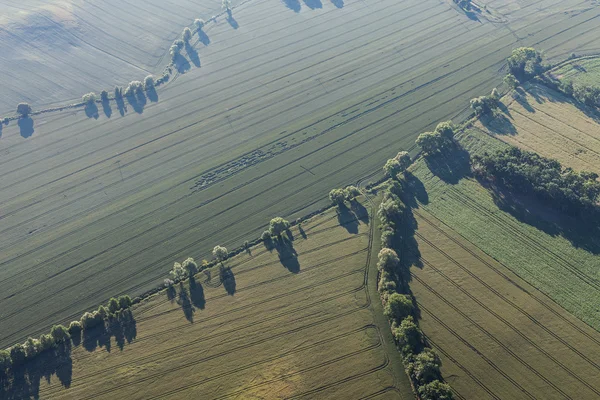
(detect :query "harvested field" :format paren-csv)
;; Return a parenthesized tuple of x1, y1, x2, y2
(30, 204, 414, 400)
(408, 128, 600, 330)
(409, 208, 600, 400)
(474, 83, 600, 174)
(552, 56, 600, 86)
(3, 0, 600, 348)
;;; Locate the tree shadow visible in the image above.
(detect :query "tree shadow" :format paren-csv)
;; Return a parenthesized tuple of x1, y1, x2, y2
(220, 266, 237, 295)
(282, 0, 301, 11)
(18, 117, 34, 138)
(101, 99, 112, 118)
(0, 342, 73, 399)
(85, 102, 99, 119)
(481, 181, 600, 254)
(116, 96, 126, 116)
(167, 284, 177, 302)
(298, 224, 307, 239)
(263, 236, 276, 252)
(331, 0, 344, 7)
(480, 112, 517, 135)
(350, 199, 369, 224)
(185, 42, 201, 68)
(336, 204, 359, 234)
(226, 10, 239, 29)
(189, 276, 206, 309)
(285, 229, 294, 242)
(174, 53, 191, 74)
(424, 145, 471, 185)
(126, 92, 146, 114)
(402, 171, 429, 208)
(514, 88, 536, 112)
(82, 324, 111, 353)
(177, 282, 194, 323)
(303, 0, 323, 8)
(275, 237, 300, 273)
(198, 29, 210, 45)
(147, 87, 159, 103)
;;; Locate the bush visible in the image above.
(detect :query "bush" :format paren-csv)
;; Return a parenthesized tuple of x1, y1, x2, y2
(418, 380, 454, 400)
(345, 185, 361, 200)
(124, 81, 143, 97)
(114, 86, 123, 99)
(377, 195, 404, 225)
(108, 297, 119, 313)
(81, 311, 103, 330)
(170, 262, 187, 281)
(17, 103, 32, 117)
(384, 293, 413, 323)
(573, 84, 600, 107)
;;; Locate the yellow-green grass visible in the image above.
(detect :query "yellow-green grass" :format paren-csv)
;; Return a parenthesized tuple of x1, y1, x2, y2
(552, 56, 600, 87)
(35, 206, 414, 400)
(3, 0, 600, 348)
(409, 128, 600, 330)
(474, 83, 600, 174)
(410, 208, 600, 399)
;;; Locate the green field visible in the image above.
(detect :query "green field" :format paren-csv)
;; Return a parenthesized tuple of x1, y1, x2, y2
(551, 56, 600, 87)
(2, 0, 600, 349)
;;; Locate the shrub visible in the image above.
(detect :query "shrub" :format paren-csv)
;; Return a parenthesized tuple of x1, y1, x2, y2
(329, 188, 347, 206)
(384, 293, 413, 322)
(383, 158, 402, 178)
(174, 39, 184, 50)
(573, 84, 600, 107)
(222, 0, 232, 10)
(17, 103, 32, 117)
(124, 81, 143, 97)
(381, 227, 395, 248)
(269, 217, 290, 238)
(345, 185, 360, 200)
(170, 44, 181, 61)
(377, 195, 404, 224)
(418, 380, 454, 400)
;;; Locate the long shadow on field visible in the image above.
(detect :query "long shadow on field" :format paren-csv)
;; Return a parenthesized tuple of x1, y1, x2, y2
(174, 53, 191, 74)
(102, 99, 112, 118)
(85, 102, 99, 119)
(18, 117, 34, 138)
(220, 266, 237, 295)
(330, 0, 344, 7)
(275, 236, 300, 273)
(226, 10, 239, 30)
(126, 91, 147, 114)
(198, 29, 210, 45)
(482, 181, 600, 255)
(424, 145, 471, 185)
(116, 96, 126, 116)
(480, 112, 517, 135)
(80, 310, 137, 352)
(282, 0, 301, 12)
(350, 199, 369, 224)
(0, 342, 73, 399)
(303, 0, 322, 9)
(177, 282, 195, 322)
(189, 276, 206, 309)
(185, 42, 201, 68)
(147, 86, 159, 103)
(337, 204, 359, 234)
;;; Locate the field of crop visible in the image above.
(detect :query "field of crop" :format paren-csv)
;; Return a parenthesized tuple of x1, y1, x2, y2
(408, 208, 600, 399)
(551, 56, 600, 86)
(473, 83, 600, 174)
(2, 0, 600, 349)
(30, 204, 413, 400)
(408, 127, 600, 330)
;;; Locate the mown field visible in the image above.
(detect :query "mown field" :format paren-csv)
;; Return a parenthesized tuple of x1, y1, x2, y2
(2, 0, 600, 348)
(474, 83, 600, 174)
(31, 204, 413, 400)
(551, 56, 600, 86)
(409, 208, 600, 400)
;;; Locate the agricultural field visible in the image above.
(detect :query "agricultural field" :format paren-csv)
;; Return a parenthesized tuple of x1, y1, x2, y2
(551, 56, 600, 87)
(473, 83, 600, 174)
(26, 204, 414, 400)
(2, 0, 600, 351)
(408, 208, 600, 399)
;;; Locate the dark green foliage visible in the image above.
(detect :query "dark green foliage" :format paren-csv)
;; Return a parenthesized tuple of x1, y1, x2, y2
(416, 121, 456, 155)
(50, 325, 70, 343)
(405, 348, 443, 385)
(503, 74, 519, 90)
(9, 345, 26, 366)
(108, 298, 119, 313)
(384, 293, 413, 322)
(38, 334, 55, 352)
(393, 316, 423, 356)
(472, 147, 600, 214)
(573, 84, 600, 107)
(0, 350, 11, 374)
(418, 380, 454, 400)
(507, 47, 543, 80)
(118, 295, 133, 310)
(470, 95, 497, 116)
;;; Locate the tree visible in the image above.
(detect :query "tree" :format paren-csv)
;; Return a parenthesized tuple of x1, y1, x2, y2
(222, 0, 232, 11)
(377, 248, 400, 272)
(213, 245, 228, 264)
(100, 90, 109, 102)
(395, 151, 412, 171)
(393, 316, 423, 356)
(329, 188, 347, 206)
(261, 230, 272, 241)
(170, 44, 181, 61)
(174, 39, 184, 50)
(170, 262, 187, 281)
(406, 348, 443, 385)
(114, 86, 123, 99)
(10, 344, 26, 366)
(416, 132, 445, 155)
(383, 293, 413, 322)
(503, 74, 518, 90)
(97, 305, 109, 320)
(108, 298, 119, 313)
(434, 121, 454, 141)
(68, 321, 82, 335)
(491, 88, 500, 100)
(118, 295, 132, 310)
(418, 380, 454, 400)
(81, 311, 102, 330)
(24, 337, 39, 359)
(183, 27, 192, 42)
(377, 196, 403, 224)
(38, 333, 55, 352)
(17, 103, 32, 117)
(507, 47, 543, 80)
(182, 257, 198, 276)
(194, 18, 205, 30)
(144, 75, 155, 90)
(50, 325, 70, 343)
(82, 92, 96, 105)
(345, 185, 360, 201)
(470, 95, 497, 116)
(0, 350, 11, 375)
(269, 217, 290, 238)
(383, 158, 402, 178)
